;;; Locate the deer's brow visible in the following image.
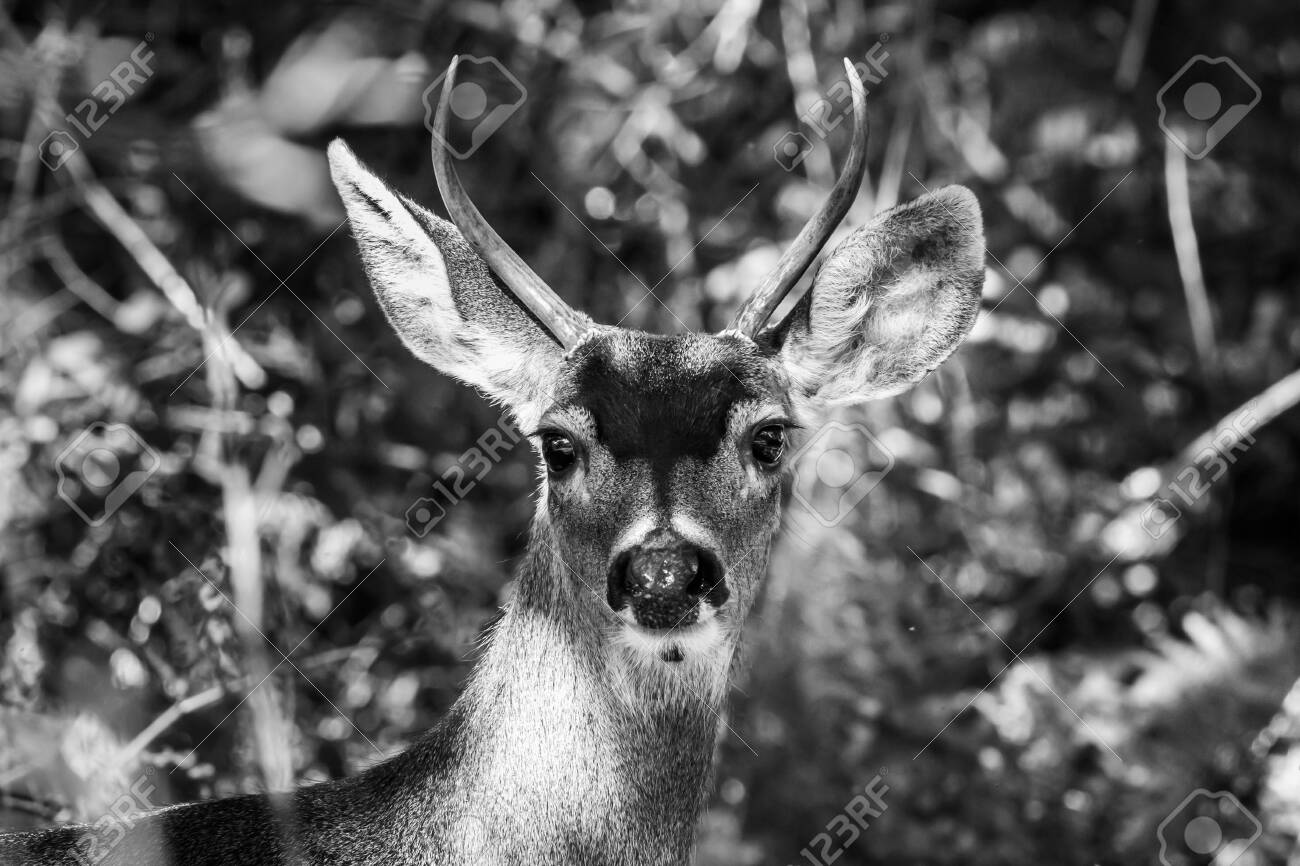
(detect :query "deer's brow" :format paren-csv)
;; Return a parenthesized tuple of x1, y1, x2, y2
(562, 368, 759, 462)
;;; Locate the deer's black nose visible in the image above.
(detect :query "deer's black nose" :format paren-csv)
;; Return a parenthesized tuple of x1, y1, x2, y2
(608, 534, 728, 629)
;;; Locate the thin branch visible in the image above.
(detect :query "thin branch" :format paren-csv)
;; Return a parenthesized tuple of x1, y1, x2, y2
(1170, 366, 1300, 471)
(876, 96, 913, 213)
(0, 22, 68, 306)
(2, 640, 379, 801)
(1251, 674, 1300, 759)
(778, 0, 835, 189)
(1115, 0, 1159, 91)
(72, 179, 205, 327)
(878, 0, 932, 212)
(110, 686, 226, 773)
(918, 74, 1009, 184)
(19, 62, 266, 388)
(210, 331, 295, 791)
(0, 791, 61, 823)
(0, 288, 80, 350)
(1164, 135, 1219, 380)
(41, 235, 121, 323)
(110, 639, 383, 776)
(3, 25, 66, 245)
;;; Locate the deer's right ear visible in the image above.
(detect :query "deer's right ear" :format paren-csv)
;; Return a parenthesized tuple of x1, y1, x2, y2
(327, 140, 565, 416)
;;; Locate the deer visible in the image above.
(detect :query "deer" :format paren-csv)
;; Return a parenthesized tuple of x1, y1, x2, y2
(0, 56, 984, 865)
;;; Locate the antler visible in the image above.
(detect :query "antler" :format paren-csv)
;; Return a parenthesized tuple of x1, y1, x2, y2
(729, 58, 870, 337)
(432, 56, 589, 349)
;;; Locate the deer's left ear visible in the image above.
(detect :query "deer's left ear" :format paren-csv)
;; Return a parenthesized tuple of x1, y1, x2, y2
(770, 185, 984, 406)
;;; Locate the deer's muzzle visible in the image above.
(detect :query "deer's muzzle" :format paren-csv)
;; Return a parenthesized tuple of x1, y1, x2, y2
(607, 533, 728, 630)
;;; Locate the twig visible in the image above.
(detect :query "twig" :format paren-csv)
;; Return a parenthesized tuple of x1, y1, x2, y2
(110, 638, 383, 775)
(706, 0, 761, 74)
(0, 763, 36, 791)
(1, 288, 80, 350)
(41, 235, 121, 322)
(21, 72, 265, 388)
(878, 0, 932, 212)
(918, 74, 1009, 183)
(73, 180, 204, 324)
(3, 640, 379, 795)
(666, 0, 761, 80)
(254, 438, 301, 511)
(0, 791, 61, 823)
(1115, 0, 1159, 91)
(110, 685, 226, 773)
(208, 333, 295, 790)
(0, 22, 67, 302)
(3, 25, 66, 242)
(778, 0, 834, 189)
(1170, 366, 1300, 471)
(1109, 367, 1300, 563)
(1163, 135, 1219, 380)
(876, 97, 913, 213)
(1251, 674, 1300, 759)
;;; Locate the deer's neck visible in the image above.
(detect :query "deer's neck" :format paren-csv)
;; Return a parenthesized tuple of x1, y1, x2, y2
(404, 538, 727, 863)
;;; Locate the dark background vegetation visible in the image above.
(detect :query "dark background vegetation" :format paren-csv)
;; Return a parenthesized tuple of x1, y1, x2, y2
(2, 0, 1299, 863)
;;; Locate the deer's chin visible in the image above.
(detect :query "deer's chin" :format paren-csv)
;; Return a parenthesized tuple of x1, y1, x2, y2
(614, 609, 727, 663)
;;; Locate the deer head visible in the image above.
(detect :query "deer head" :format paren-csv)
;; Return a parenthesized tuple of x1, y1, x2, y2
(327, 57, 983, 676)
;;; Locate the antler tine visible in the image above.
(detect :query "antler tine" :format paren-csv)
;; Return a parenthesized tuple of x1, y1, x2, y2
(433, 56, 588, 349)
(730, 58, 870, 337)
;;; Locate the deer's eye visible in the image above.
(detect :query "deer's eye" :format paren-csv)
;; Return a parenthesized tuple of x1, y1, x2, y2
(751, 425, 786, 467)
(540, 431, 577, 474)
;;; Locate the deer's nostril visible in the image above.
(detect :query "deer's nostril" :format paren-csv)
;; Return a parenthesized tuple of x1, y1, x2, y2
(626, 548, 699, 593)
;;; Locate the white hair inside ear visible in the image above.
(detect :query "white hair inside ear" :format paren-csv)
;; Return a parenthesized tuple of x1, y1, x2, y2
(326, 139, 566, 419)
(776, 185, 985, 407)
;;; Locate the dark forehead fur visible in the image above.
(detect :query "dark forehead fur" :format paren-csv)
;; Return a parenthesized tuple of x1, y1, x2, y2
(555, 332, 781, 461)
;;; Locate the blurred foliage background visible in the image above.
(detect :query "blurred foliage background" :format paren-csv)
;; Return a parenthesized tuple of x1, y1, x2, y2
(2, 0, 1300, 863)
